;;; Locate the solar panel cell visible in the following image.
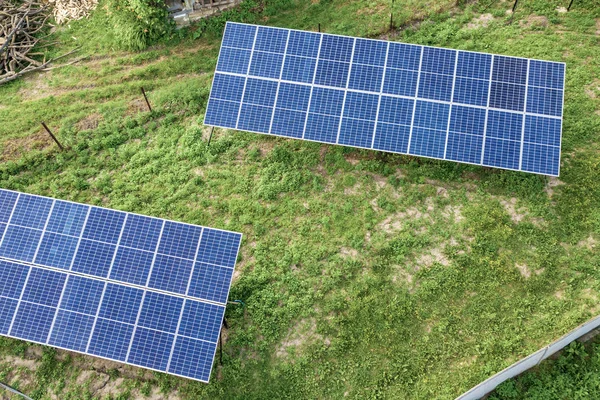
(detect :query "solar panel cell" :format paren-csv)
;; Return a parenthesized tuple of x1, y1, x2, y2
(314, 59, 350, 88)
(521, 143, 560, 175)
(243, 78, 278, 107)
(196, 229, 242, 268)
(486, 110, 523, 141)
(0, 297, 18, 334)
(339, 118, 375, 148)
(71, 239, 116, 277)
(99, 284, 143, 324)
(10, 194, 52, 230)
(216, 47, 251, 74)
(10, 301, 55, 343)
(178, 300, 224, 342)
(222, 22, 256, 49)
(204, 99, 240, 128)
(83, 208, 125, 244)
(110, 247, 154, 286)
(348, 64, 383, 93)
(210, 74, 246, 103)
(526, 87, 563, 117)
(138, 292, 183, 333)
(169, 336, 214, 382)
(489, 82, 526, 111)
(0, 190, 18, 223)
(418, 72, 453, 101)
(254, 26, 288, 53)
(305, 114, 340, 143)
(0, 260, 29, 299)
(129, 328, 174, 370)
(60, 275, 104, 315)
(353, 38, 387, 66)
(378, 96, 414, 126)
(386, 43, 422, 70)
(343, 91, 378, 120)
(276, 83, 311, 111)
(483, 137, 521, 169)
(250, 51, 284, 79)
(446, 132, 483, 164)
(414, 101, 450, 131)
(310, 87, 345, 115)
(382, 68, 418, 97)
(47, 201, 88, 237)
(456, 51, 492, 80)
(35, 232, 78, 269)
(88, 318, 134, 361)
(0, 225, 42, 262)
(281, 55, 316, 83)
(238, 104, 273, 132)
(528, 60, 564, 89)
(271, 109, 306, 138)
(524, 115, 561, 147)
(492, 56, 527, 85)
(453, 77, 489, 106)
(449, 106, 486, 136)
(373, 123, 410, 153)
(319, 35, 354, 62)
(188, 262, 234, 304)
(409, 127, 447, 158)
(22, 268, 66, 307)
(421, 47, 456, 75)
(158, 222, 201, 260)
(149, 255, 193, 294)
(287, 31, 320, 57)
(49, 310, 95, 351)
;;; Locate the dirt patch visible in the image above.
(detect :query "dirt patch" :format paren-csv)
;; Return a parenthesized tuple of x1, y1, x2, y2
(545, 177, 564, 199)
(596, 18, 600, 35)
(584, 79, 600, 99)
(520, 15, 549, 29)
(416, 245, 450, 268)
(276, 318, 330, 358)
(467, 13, 494, 29)
(127, 98, 149, 115)
(1, 129, 53, 161)
(555, 290, 565, 300)
(442, 205, 464, 223)
(76, 113, 103, 131)
(378, 207, 431, 233)
(578, 236, 597, 251)
(556, 6, 568, 13)
(516, 263, 531, 278)
(344, 182, 362, 195)
(499, 197, 527, 223)
(340, 247, 358, 259)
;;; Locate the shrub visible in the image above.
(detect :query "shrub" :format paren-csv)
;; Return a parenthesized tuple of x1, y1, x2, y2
(104, 0, 173, 50)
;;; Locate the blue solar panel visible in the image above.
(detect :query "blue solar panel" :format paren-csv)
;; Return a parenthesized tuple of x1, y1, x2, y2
(206, 22, 565, 176)
(0, 189, 242, 383)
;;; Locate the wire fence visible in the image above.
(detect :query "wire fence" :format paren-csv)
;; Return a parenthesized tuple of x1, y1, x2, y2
(456, 314, 600, 400)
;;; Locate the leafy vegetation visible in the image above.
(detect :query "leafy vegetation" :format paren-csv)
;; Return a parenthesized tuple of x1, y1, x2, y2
(0, 0, 599, 399)
(490, 339, 600, 400)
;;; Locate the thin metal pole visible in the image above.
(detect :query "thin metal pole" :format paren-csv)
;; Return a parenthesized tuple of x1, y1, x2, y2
(207, 126, 215, 146)
(141, 87, 152, 112)
(219, 330, 223, 364)
(0, 381, 34, 400)
(567, 0, 574, 11)
(40, 122, 64, 151)
(318, 23, 320, 32)
(512, 0, 518, 13)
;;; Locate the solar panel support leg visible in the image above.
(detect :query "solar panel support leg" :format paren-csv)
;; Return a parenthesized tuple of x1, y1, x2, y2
(511, 0, 518, 13)
(567, 0, 574, 10)
(207, 126, 215, 146)
(141, 87, 152, 112)
(41, 121, 64, 151)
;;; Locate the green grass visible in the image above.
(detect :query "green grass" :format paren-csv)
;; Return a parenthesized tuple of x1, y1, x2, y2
(490, 338, 600, 400)
(0, 0, 600, 399)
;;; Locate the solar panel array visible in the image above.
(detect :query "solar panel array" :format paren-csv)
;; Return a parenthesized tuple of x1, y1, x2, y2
(0, 189, 242, 383)
(205, 22, 565, 176)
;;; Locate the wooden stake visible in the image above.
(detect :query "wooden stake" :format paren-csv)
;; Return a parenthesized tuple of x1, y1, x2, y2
(41, 122, 64, 151)
(141, 87, 152, 112)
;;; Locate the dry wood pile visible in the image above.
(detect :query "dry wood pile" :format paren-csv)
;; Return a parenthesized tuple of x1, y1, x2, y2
(46, 0, 98, 25)
(0, 0, 80, 85)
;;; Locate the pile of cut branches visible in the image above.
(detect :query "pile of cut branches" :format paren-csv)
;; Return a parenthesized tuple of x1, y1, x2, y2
(46, 0, 99, 25)
(0, 0, 80, 85)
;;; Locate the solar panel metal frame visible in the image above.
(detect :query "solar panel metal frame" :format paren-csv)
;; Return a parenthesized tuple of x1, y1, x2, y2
(205, 22, 566, 176)
(0, 189, 242, 383)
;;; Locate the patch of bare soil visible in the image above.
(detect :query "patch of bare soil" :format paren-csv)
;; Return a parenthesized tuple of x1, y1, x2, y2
(556, 6, 568, 13)
(416, 244, 450, 268)
(467, 13, 494, 29)
(378, 207, 431, 234)
(276, 318, 330, 359)
(585, 79, 600, 99)
(596, 18, 600, 35)
(340, 247, 358, 259)
(1, 129, 53, 161)
(578, 236, 597, 251)
(498, 197, 527, 223)
(76, 112, 103, 131)
(127, 98, 149, 115)
(442, 205, 464, 223)
(520, 15, 549, 29)
(545, 177, 564, 199)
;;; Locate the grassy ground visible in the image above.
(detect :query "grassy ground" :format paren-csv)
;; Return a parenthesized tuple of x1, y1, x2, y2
(0, 0, 599, 399)
(489, 336, 600, 399)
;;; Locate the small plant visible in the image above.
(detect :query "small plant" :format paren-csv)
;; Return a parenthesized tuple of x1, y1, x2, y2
(104, 0, 173, 50)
